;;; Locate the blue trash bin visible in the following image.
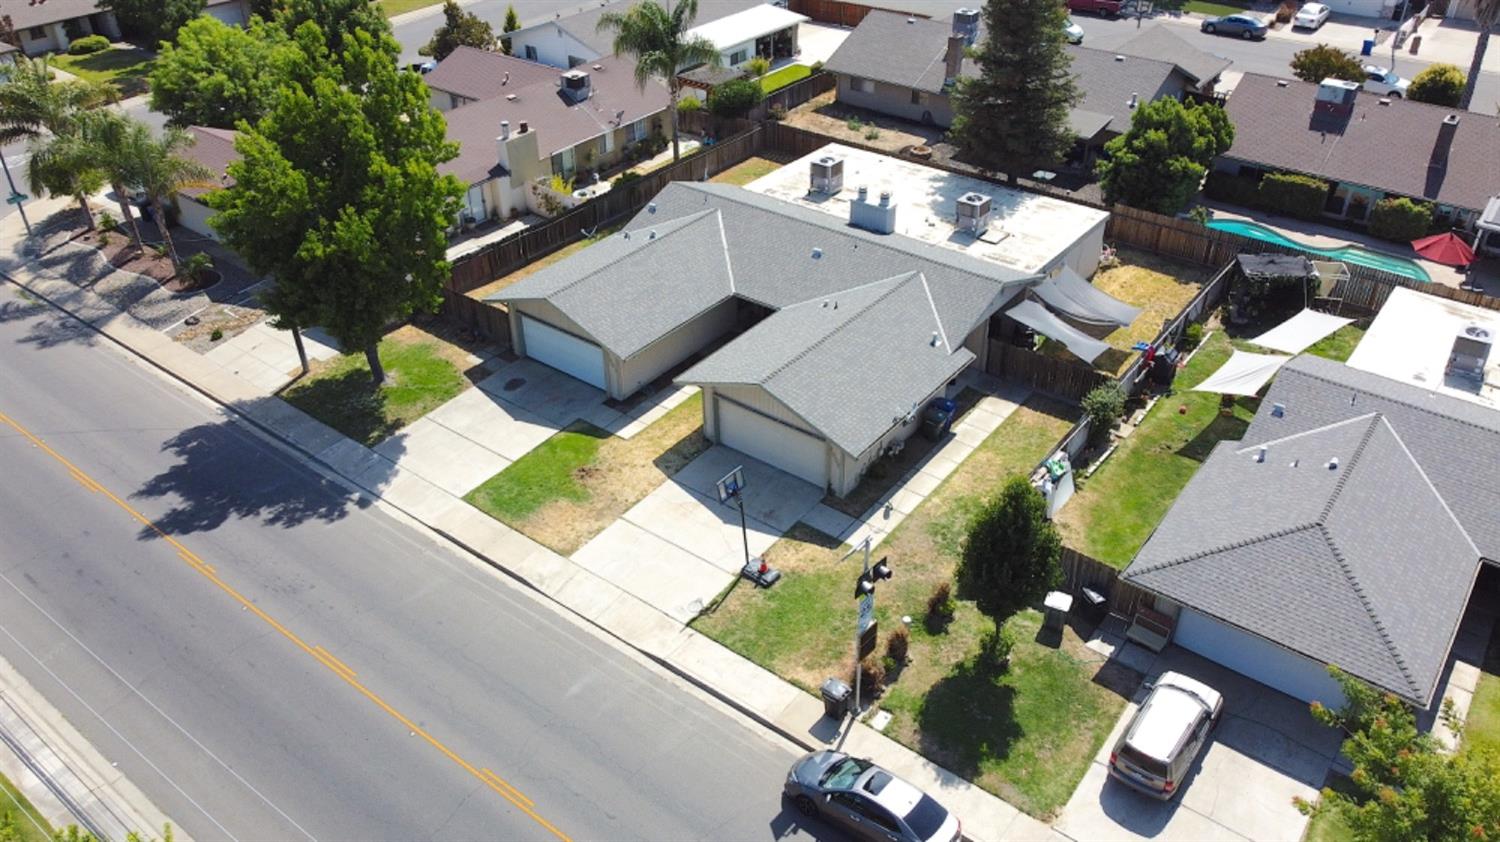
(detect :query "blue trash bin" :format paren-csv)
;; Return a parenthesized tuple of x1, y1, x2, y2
(1361, 38, 1374, 56)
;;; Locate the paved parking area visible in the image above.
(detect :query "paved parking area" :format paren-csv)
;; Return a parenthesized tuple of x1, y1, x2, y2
(1055, 646, 1340, 842)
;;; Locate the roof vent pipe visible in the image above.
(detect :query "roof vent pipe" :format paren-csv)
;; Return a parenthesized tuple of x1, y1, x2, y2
(930, 331, 940, 347)
(1256, 446, 1267, 463)
(1271, 402, 1285, 418)
(879, 191, 891, 207)
(857, 185, 868, 202)
(812, 247, 823, 259)
(1128, 92, 1139, 109)
(503, 71, 510, 85)
(1327, 457, 1339, 470)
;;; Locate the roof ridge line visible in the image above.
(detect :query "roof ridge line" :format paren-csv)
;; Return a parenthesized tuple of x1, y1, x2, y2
(1235, 411, 1380, 454)
(546, 208, 718, 298)
(713, 209, 736, 295)
(1372, 416, 1482, 558)
(757, 272, 928, 386)
(917, 272, 951, 353)
(1317, 413, 1380, 522)
(1124, 522, 1323, 579)
(1287, 359, 1500, 437)
(1316, 522, 1423, 697)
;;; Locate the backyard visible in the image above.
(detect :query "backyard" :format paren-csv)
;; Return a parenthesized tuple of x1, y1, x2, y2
(49, 47, 155, 98)
(695, 397, 1135, 818)
(465, 392, 710, 554)
(709, 156, 785, 187)
(280, 325, 476, 446)
(760, 63, 811, 94)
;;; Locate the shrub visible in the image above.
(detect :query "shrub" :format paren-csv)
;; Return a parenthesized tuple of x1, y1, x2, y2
(1275, 0, 1296, 22)
(1082, 384, 1125, 442)
(1256, 172, 1328, 220)
(958, 476, 1062, 620)
(768, 102, 787, 121)
(1408, 63, 1465, 107)
(1368, 196, 1433, 242)
(676, 96, 701, 112)
(978, 625, 1014, 672)
(851, 654, 886, 697)
(925, 581, 957, 632)
(706, 78, 764, 118)
(1203, 171, 1261, 207)
(746, 56, 770, 77)
(1289, 44, 1364, 84)
(181, 251, 213, 280)
(98, 209, 118, 231)
(1186, 205, 1212, 226)
(611, 169, 642, 188)
(845, 116, 863, 132)
(99, 231, 112, 247)
(810, 60, 824, 73)
(548, 172, 574, 195)
(1180, 322, 1204, 352)
(210, 328, 224, 342)
(885, 624, 910, 667)
(68, 34, 110, 55)
(863, 127, 880, 140)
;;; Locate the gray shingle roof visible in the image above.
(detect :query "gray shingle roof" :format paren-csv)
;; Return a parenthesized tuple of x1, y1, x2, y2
(1125, 410, 1481, 706)
(1, 0, 100, 29)
(423, 47, 561, 102)
(1115, 25, 1231, 89)
(1223, 73, 1500, 213)
(679, 272, 974, 455)
(181, 126, 238, 198)
(1064, 46, 1183, 135)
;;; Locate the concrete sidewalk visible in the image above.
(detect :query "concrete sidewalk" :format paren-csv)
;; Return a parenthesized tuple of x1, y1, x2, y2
(0, 211, 1066, 841)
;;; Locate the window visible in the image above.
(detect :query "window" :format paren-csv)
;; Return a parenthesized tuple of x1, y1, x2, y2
(910, 88, 923, 105)
(729, 49, 748, 65)
(625, 119, 647, 144)
(523, 44, 538, 61)
(551, 147, 576, 179)
(852, 77, 874, 94)
(567, 55, 586, 68)
(28, 26, 45, 39)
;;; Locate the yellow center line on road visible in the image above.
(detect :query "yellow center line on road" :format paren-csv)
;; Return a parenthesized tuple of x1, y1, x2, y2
(0, 409, 572, 842)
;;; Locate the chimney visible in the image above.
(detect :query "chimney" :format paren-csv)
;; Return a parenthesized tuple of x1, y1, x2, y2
(849, 186, 898, 234)
(944, 35, 965, 86)
(1429, 112, 1460, 176)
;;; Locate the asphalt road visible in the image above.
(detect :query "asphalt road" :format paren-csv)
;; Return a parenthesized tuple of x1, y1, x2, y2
(0, 289, 839, 841)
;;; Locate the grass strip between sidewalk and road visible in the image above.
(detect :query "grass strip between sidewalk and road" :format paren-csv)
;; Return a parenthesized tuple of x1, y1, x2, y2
(378, 0, 445, 16)
(0, 771, 54, 842)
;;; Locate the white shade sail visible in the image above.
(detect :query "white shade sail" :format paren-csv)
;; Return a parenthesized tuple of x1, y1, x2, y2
(1248, 309, 1354, 355)
(1006, 299, 1111, 363)
(1192, 349, 1292, 396)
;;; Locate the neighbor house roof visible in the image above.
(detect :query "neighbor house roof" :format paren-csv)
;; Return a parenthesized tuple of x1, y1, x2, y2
(510, 0, 769, 59)
(437, 54, 668, 185)
(1065, 46, 1183, 137)
(680, 272, 975, 456)
(1125, 409, 1481, 706)
(181, 126, 239, 198)
(422, 46, 560, 102)
(687, 4, 807, 49)
(1115, 25, 1231, 89)
(1, 0, 101, 30)
(1223, 73, 1500, 212)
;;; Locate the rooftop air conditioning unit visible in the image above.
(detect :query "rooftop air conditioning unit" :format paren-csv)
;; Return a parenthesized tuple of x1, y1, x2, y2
(1446, 324, 1493, 385)
(809, 155, 844, 195)
(952, 8, 981, 44)
(956, 192, 992, 234)
(559, 69, 591, 103)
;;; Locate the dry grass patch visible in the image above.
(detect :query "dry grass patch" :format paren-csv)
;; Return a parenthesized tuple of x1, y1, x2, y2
(709, 156, 786, 187)
(467, 225, 622, 300)
(469, 392, 710, 554)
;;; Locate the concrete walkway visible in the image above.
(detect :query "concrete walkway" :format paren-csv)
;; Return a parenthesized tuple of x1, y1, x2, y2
(0, 210, 1065, 841)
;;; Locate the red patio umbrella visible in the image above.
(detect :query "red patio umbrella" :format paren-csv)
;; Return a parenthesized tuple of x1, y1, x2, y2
(1411, 231, 1476, 267)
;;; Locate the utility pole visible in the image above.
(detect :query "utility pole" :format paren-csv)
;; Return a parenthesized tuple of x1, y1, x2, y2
(843, 537, 891, 719)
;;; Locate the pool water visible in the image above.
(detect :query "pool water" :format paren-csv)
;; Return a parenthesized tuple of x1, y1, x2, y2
(1206, 219, 1432, 282)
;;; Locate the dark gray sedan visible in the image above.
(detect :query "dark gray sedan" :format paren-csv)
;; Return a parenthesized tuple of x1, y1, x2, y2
(1200, 13, 1269, 39)
(784, 751, 961, 842)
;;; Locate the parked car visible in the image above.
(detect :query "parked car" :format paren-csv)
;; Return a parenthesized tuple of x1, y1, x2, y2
(1200, 13, 1269, 39)
(1067, 0, 1124, 16)
(786, 751, 961, 842)
(1361, 64, 1410, 97)
(1108, 672, 1223, 800)
(1064, 16, 1085, 43)
(409, 59, 437, 74)
(1292, 2, 1330, 29)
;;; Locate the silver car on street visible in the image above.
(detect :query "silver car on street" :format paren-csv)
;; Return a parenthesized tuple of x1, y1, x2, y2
(785, 751, 961, 842)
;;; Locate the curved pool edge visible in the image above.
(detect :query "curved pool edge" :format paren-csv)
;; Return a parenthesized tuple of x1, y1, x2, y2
(1204, 219, 1431, 283)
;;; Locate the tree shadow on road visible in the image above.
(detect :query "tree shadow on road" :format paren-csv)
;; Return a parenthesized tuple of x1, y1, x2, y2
(0, 293, 102, 349)
(131, 420, 367, 539)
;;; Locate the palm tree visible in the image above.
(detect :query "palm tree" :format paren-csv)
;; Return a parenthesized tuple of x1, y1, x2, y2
(135, 127, 213, 271)
(597, 0, 722, 162)
(1459, 0, 1500, 110)
(0, 56, 113, 227)
(81, 111, 151, 249)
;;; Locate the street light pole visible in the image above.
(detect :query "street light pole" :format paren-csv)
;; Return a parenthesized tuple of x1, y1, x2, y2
(844, 537, 891, 720)
(2, 152, 33, 237)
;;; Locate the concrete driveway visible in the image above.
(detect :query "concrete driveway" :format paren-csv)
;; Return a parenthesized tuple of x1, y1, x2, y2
(1056, 646, 1342, 842)
(570, 446, 826, 622)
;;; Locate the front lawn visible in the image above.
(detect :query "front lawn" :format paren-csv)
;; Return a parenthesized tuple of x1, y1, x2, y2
(760, 63, 812, 93)
(1056, 329, 1256, 568)
(696, 397, 1128, 818)
(1183, 0, 1255, 15)
(377, 0, 444, 15)
(1, 771, 54, 842)
(281, 326, 470, 446)
(466, 392, 710, 554)
(1464, 620, 1500, 758)
(50, 47, 154, 98)
(709, 156, 785, 187)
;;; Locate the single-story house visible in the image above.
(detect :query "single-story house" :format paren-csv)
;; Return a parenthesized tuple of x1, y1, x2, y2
(489, 179, 1046, 494)
(177, 125, 239, 241)
(822, 11, 1227, 155)
(684, 3, 807, 70)
(504, 0, 767, 69)
(426, 48, 670, 223)
(1123, 354, 1497, 709)
(1345, 285, 1500, 408)
(1, 0, 120, 56)
(1215, 73, 1500, 230)
(203, 0, 252, 28)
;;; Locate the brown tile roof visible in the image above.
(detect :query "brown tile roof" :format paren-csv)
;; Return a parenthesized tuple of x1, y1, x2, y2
(0, 0, 101, 30)
(181, 126, 239, 198)
(423, 46, 560, 103)
(439, 54, 668, 185)
(1223, 72, 1500, 212)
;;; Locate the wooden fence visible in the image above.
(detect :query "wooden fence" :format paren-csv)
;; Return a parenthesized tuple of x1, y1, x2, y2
(1117, 259, 1236, 397)
(984, 341, 1114, 404)
(1059, 547, 1155, 619)
(787, 0, 928, 26)
(749, 71, 837, 121)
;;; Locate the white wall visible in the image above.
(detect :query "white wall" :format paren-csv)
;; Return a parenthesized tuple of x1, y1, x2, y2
(1063, 216, 1107, 278)
(1318, 0, 1389, 16)
(508, 24, 598, 69)
(176, 195, 219, 242)
(614, 299, 737, 397)
(205, 1, 249, 26)
(1173, 607, 1348, 708)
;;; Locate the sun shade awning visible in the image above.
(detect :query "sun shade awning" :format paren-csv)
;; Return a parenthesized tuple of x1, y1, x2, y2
(1032, 268, 1143, 328)
(1191, 349, 1291, 396)
(1247, 309, 1354, 355)
(1006, 299, 1112, 364)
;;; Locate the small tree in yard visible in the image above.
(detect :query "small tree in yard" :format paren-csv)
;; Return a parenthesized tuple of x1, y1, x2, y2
(706, 78, 763, 117)
(1081, 384, 1125, 443)
(1290, 44, 1364, 84)
(1408, 63, 1466, 106)
(136, 127, 214, 270)
(500, 5, 521, 54)
(958, 476, 1062, 620)
(104, 0, 204, 47)
(421, 1, 495, 61)
(1096, 97, 1233, 214)
(1295, 668, 1500, 841)
(949, 0, 1079, 184)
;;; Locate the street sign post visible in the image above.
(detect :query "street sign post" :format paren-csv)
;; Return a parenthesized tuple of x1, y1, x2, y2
(5, 192, 27, 205)
(843, 539, 892, 718)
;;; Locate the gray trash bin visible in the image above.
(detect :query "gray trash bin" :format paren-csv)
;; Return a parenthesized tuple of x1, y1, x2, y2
(820, 677, 851, 719)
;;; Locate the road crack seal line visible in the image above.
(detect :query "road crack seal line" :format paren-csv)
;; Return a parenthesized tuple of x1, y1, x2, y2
(0, 407, 573, 842)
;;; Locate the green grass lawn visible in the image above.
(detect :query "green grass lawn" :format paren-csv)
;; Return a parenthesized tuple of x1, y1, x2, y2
(466, 422, 608, 522)
(760, 63, 812, 93)
(1183, 0, 1254, 15)
(709, 156, 784, 187)
(697, 397, 1128, 818)
(1057, 330, 1257, 568)
(1236, 324, 1366, 365)
(377, 0, 444, 15)
(1302, 799, 1356, 842)
(49, 47, 154, 98)
(1463, 620, 1500, 758)
(281, 332, 468, 446)
(1, 771, 54, 842)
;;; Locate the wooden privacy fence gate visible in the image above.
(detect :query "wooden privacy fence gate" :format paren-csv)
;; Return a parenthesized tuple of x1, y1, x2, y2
(1059, 547, 1154, 620)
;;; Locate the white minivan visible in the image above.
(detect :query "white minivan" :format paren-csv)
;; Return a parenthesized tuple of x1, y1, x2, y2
(1108, 672, 1223, 799)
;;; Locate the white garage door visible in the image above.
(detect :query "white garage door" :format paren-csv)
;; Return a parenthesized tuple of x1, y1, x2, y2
(718, 398, 828, 489)
(1174, 609, 1346, 708)
(521, 315, 606, 389)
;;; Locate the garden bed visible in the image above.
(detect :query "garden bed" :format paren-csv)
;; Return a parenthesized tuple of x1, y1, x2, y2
(76, 226, 216, 293)
(694, 397, 1127, 818)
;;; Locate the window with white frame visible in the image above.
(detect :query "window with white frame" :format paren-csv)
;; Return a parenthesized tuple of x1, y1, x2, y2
(625, 119, 647, 144)
(729, 48, 749, 65)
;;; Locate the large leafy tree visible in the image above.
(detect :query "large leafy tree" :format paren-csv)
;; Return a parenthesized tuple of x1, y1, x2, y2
(500, 5, 521, 55)
(0, 57, 112, 227)
(958, 476, 1061, 620)
(597, 0, 720, 162)
(949, 0, 1079, 184)
(137, 127, 213, 269)
(102, 0, 205, 47)
(1097, 98, 1233, 214)
(1460, 0, 1499, 109)
(275, 0, 390, 53)
(1297, 668, 1500, 841)
(1290, 44, 1364, 84)
(151, 16, 299, 128)
(1408, 63, 1466, 107)
(210, 28, 464, 384)
(421, 1, 495, 60)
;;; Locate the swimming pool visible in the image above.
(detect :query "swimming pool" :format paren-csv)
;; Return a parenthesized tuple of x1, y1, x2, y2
(1206, 219, 1431, 282)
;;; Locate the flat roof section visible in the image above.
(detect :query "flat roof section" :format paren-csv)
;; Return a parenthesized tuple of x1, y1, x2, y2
(688, 5, 809, 48)
(745, 144, 1109, 275)
(1345, 286, 1500, 409)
